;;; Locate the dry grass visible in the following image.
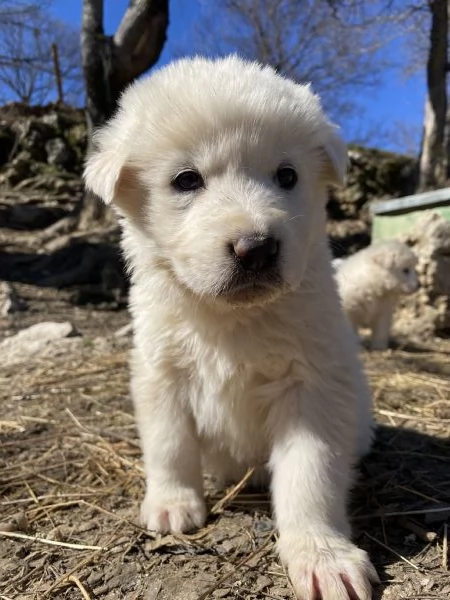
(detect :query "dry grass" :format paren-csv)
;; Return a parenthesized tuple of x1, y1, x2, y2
(1, 321, 449, 599)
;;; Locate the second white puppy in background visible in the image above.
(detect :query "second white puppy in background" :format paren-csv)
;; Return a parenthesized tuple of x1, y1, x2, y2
(334, 240, 419, 350)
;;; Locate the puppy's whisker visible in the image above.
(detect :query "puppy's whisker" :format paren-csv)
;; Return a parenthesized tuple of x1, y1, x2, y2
(287, 213, 304, 223)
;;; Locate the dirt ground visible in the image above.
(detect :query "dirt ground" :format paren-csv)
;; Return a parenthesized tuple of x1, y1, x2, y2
(1, 284, 450, 600)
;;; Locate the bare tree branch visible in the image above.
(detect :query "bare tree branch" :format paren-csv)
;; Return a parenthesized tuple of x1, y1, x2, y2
(0, 1, 83, 105)
(113, 0, 169, 86)
(79, 0, 169, 227)
(81, 0, 169, 128)
(418, 0, 448, 190)
(187, 0, 417, 123)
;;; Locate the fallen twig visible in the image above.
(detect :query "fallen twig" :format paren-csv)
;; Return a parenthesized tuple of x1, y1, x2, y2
(68, 574, 92, 600)
(0, 530, 106, 551)
(364, 531, 421, 571)
(397, 517, 437, 543)
(210, 467, 255, 514)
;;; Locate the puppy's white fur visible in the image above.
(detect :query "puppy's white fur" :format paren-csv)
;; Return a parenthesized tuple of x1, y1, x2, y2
(334, 240, 419, 350)
(84, 56, 378, 600)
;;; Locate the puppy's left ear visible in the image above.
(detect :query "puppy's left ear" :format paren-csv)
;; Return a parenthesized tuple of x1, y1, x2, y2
(319, 125, 348, 186)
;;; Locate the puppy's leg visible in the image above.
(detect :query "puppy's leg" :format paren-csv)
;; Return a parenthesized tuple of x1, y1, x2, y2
(346, 314, 363, 347)
(370, 303, 393, 351)
(131, 351, 206, 534)
(270, 385, 379, 600)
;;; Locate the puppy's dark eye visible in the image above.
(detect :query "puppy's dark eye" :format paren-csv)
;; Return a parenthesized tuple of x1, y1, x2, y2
(402, 267, 410, 275)
(275, 166, 298, 190)
(172, 170, 204, 192)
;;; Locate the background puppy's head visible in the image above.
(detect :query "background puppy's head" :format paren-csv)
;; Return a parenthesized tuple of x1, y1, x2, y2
(84, 56, 347, 307)
(370, 240, 419, 295)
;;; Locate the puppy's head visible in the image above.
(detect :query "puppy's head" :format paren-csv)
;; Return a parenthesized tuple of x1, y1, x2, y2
(370, 240, 419, 295)
(84, 56, 347, 308)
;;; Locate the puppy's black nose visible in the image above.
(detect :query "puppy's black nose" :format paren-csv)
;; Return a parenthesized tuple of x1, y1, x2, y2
(233, 235, 279, 271)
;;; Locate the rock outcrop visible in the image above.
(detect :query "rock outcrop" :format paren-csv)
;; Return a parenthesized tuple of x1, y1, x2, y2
(327, 146, 416, 256)
(0, 103, 85, 231)
(395, 212, 450, 338)
(0, 103, 126, 304)
(0, 321, 81, 367)
(0, 103, 417, 253)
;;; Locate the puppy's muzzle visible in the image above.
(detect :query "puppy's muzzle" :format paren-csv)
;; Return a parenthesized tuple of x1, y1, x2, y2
(232, 235, 279, 272)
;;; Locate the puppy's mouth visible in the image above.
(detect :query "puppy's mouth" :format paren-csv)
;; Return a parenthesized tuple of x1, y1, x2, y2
(216, 269, 284, 304)
(404, 283, 420, 294)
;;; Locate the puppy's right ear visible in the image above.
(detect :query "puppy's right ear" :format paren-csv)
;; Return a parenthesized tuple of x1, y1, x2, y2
(84, 143, 125, 205)
(84, 125, 144, 219)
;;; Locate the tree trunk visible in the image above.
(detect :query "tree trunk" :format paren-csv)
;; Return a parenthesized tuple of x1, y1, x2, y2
(79, 0, 169, 227)
(418, 0, 448, 191)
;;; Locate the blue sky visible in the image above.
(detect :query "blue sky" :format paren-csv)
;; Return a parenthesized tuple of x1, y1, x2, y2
(48, 0, 425, 155)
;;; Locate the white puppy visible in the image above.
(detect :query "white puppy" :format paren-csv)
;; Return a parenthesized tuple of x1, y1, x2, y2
(334, 240, 419, 350)
(84, 56, 378, 600)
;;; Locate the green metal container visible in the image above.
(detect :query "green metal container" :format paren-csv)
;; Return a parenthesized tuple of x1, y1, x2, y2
(371, 187, 450, 241)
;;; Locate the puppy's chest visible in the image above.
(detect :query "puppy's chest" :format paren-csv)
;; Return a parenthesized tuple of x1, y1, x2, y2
(184, 342, 302, 460)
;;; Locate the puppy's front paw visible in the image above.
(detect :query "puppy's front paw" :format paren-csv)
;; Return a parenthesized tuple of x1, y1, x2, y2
(140, 487, 206, 534)
(279, 531, 379, 600)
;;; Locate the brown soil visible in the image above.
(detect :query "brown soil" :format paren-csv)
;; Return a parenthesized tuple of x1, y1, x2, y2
(1, 285, 450, 600)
